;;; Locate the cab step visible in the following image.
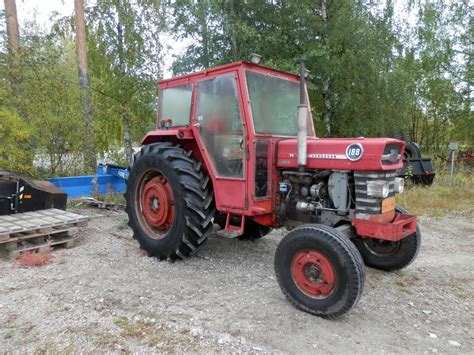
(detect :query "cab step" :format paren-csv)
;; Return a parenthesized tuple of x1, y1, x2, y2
(216, 229, 242, 239)
(215, 213, 245, 238)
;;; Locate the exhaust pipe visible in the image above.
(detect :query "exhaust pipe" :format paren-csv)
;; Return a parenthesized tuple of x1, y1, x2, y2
(297, 59, 308, 171)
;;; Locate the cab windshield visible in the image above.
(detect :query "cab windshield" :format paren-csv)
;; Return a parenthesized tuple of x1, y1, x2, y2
(245, 70, 314, 136)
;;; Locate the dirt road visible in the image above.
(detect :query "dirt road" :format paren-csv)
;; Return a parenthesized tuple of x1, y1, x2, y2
(1, 210, 472, 353)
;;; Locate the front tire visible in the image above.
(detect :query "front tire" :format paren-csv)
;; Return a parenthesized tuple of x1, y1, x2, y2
(125, 143, 214, 260)
(352, 206, 421, 271)
(274, 224, 365, 319)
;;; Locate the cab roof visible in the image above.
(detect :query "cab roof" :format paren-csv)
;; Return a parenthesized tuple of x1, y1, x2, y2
(158, 61, 300, 88)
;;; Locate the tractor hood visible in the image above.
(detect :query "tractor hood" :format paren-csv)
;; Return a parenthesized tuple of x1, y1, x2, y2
(276, 137, 405, 171)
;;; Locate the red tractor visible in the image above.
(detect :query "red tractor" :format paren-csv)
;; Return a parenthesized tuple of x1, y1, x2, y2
(125, 58, 420, 318)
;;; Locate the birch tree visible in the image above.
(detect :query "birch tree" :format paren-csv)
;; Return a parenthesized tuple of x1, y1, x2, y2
(3, 0, 19, 58)
(74, 0, 97, 172)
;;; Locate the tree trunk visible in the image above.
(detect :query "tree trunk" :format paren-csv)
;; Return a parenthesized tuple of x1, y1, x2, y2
(122, 104, 133, 165)
(197, 0, 210, 68)
(322, 79, 331, 136)
(320, 0, 331, 136)
(4, 0, 20, 58)
(117, 8, 134, 164)
(227, 0, 238, 60)
(74, 0, 97, 173)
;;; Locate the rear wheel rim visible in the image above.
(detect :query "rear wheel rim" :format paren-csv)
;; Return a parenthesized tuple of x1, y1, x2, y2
(363, 239, 401, 256)
(291, 250, 336, 299)
(136, 170, 174, 239)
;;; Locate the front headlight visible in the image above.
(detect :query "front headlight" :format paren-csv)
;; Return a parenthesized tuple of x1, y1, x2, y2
(367, 180, 390, 198)
(394, 177, 405, 193)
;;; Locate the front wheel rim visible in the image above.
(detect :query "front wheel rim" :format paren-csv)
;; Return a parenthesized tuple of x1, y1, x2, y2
(291, 250, 336, 299)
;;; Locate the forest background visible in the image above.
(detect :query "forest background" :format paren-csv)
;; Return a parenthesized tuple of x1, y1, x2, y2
(0, 0, 472, 177)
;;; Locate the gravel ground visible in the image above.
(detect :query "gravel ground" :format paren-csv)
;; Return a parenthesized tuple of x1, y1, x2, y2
(0, 209, 473, 353)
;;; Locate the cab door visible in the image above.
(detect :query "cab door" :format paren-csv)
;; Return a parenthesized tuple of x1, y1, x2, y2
(194, 73, 247, 210)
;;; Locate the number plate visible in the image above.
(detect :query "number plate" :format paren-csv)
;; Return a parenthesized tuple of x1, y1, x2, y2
(381, 197, 396, 213)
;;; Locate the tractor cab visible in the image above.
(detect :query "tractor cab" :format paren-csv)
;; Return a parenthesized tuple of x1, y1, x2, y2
(143, 61, 314, 223)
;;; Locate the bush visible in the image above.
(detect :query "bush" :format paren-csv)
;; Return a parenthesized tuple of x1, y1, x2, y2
(0, 109, 34, 174)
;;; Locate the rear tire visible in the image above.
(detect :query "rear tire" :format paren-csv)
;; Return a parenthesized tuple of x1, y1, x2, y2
(125, 143, 214, 260)
(274, 224, 365, 319)
(404, 142, 422, 159)
(352, 206, 421, 271)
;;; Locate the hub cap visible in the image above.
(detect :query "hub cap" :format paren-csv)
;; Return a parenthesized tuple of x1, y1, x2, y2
(138, 172, 174, 239)
(291, 250, 336, 298)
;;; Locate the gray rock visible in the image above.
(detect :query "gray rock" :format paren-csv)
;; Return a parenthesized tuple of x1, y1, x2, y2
(448, 340, 461, 347)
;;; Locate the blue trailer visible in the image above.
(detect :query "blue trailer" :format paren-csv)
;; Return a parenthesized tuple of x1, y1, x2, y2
(48, 164, 128, 198)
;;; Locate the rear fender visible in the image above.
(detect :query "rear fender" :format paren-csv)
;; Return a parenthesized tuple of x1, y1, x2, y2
(141, 128, 194, 145)
(140, 128, 209, 177)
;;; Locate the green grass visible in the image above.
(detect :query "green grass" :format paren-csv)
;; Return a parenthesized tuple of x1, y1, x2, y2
(112, 317, 198, 351)
(94, 192, 126, 206)
(397, 171, 474, 217)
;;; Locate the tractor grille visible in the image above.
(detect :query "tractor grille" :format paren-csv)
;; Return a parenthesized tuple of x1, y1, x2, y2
(354, 171, 397, 214)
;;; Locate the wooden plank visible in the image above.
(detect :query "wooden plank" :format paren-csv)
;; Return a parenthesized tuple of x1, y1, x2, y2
(0, 225, 9, 241)
(0, 222, 25, 233)
(0, 215, 17, 223)
(1, 228, 71, 244)
(3, 237, 77, 258)
(0, 233, 78, 258)
(0, 209, 88, 240)
(39, 216, 65, 227)
(2, 228, 69, 242)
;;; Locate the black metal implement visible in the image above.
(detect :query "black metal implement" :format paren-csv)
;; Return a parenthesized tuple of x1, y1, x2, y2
(0, 170, 67, 215)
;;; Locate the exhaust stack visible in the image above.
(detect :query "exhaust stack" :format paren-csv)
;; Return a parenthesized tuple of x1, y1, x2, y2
(297, 59, 308, 170)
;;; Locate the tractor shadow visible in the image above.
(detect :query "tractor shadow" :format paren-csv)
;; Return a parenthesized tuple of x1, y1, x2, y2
(193, 226, 282, 264)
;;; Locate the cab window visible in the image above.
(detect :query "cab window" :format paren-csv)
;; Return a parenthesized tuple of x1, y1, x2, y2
(158, 84, 193, 126)
(246, 71, 314, 136)
(197, 75, 244, 178)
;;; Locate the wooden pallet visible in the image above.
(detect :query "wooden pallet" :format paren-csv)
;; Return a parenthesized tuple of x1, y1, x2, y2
(0, 209, 88, 257)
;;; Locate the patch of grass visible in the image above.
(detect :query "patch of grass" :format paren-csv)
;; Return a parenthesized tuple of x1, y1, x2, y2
(147, 333, 190, 351)
(117, 218, 129, 231)
(180, 327, 191, 335)
(94, 192, 126, 206)
(395, 281, 411, 294)
(454, 289, 473, 300)
(114, 318, 154, 339)
(60, 344, 76, 354)
(4, 329, 16, 339)
(147, 334, 165, 348)
(14, 333, 39, 346)
(397, 172, 474, 217)
(113, 317, 198, 351)
(15, 247, 53, 267)
(95, 332, 127, 350)
(67, 199, 89, 209)
(394, 271, 421, 293)
(140, 311, 159, 319)
(35, 342, 60, 353)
